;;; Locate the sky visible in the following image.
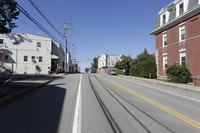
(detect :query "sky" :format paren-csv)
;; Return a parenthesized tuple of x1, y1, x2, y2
(13, 0, 173, 71)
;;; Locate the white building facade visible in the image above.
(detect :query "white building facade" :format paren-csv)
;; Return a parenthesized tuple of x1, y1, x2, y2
(0, 33, 71, 74)
(98, 54, 121, 73)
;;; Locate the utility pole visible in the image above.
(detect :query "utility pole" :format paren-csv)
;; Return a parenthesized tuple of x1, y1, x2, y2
(59, 22, 72, 73)
(71, 42, 75, 64)
(71, 42, 76, 72)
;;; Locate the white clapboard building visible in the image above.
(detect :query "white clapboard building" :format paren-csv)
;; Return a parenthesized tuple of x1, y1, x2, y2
(0, 33, 71, 74)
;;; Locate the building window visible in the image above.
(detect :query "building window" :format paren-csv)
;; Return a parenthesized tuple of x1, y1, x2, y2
(32, 56, 35, 60)
(176, 2, 184, 17)
(160, 12, 169, 26)
(179, 25, 185, 42)
(24, 56, 28, 62)
(179, 3, 184, 15)
(180, 52, 186, 65)
(162, 14, 166, 25)
(39, 56, 42, 62)
(0, 39, 3, 44)
(163, 56, 168, 70)
(5, 55, 8, 61)
(162, 33, 167, 47)
(37, 42, 41, 47)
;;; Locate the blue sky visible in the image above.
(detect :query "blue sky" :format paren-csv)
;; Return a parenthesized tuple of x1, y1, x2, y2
(13, 0, 173, 71)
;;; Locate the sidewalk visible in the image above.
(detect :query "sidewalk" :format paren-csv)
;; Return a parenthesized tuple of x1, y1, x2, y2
(0, 73, 65, 105)
(118, 75, 200, 93)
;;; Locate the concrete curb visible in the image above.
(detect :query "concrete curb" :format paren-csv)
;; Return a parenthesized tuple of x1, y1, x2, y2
(118, 75, 200, 93)
(0, 80, 53, 105)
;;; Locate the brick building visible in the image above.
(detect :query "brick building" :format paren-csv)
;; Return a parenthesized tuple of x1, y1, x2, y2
(150, 0, 200, 81)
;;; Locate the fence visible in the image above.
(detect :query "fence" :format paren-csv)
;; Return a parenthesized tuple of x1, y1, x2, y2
(192, 76, 200, 86)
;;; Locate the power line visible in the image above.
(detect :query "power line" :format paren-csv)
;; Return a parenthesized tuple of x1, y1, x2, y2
(17, 18, 41, 31)
(16, 4, 62, 44)
(28, 0, 64, 39)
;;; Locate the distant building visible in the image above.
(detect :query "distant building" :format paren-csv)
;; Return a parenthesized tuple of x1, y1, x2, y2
(0, 33, 72, 74)
(150, 0, 200, 80)
(98, 54, 121, 73)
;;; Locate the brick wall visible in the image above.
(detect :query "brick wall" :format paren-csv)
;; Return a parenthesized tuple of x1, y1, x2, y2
(156, 14, 200, 77)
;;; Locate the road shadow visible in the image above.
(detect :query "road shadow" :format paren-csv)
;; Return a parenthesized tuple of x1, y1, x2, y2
(0, 83, 67, 133)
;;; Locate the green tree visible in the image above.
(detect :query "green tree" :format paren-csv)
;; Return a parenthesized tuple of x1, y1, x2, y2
(115, 55, 133, 70)
(130, 49, 157, 78)
(91, 57, 98, 71)
(0, 0, 20, 33)
(73, 63, 79, 72)
(115, 55, 133, 75)
(85, 67, 89, 73)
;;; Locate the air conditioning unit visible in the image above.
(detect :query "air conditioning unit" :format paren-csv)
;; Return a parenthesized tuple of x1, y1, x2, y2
(32, 59, 37, 63)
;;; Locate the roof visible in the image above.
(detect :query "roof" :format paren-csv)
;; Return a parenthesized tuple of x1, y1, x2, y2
(0, 33, 52, 42)
(150, 0, 200, 35)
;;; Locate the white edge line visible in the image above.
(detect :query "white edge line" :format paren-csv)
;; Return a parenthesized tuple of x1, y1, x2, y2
(72, 74, 82, 133)
(116, 76, 200, 103)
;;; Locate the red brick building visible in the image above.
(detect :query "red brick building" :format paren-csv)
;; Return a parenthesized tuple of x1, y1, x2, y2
(150, 0, 200, 82)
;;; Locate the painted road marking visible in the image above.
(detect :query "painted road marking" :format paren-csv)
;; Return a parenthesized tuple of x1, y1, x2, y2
(72, 74, 82, 133)
(117, 76, 200, 103)
(98, 76, 200, 129)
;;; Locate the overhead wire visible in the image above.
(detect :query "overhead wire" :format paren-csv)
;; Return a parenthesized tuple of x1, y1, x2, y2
(46, 0, 61, 23)
(16, 4, 62, 44)
(28, 0, 64, 39)
(17, 18, 41, 31)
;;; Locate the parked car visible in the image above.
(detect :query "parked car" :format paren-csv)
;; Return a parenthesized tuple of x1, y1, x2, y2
(107, 70, 117, 75)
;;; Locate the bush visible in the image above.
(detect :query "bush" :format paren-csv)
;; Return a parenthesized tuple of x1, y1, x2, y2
(116, 69, 124, 75)
(166, 65, 192, 83)
(130, 61, 157, 78)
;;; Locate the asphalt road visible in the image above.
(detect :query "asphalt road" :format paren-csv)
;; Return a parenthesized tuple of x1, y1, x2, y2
(81, 73, 200, 133)
(0, 73, 200, 133)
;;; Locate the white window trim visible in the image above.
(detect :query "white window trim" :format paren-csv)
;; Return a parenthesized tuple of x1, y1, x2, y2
(179, 25, 186, 42)
(176, 1, 184, 17)
(180, 52, 186, 65)
(160, 11, 169, 26)
(163, 55, 168, 70)
(162, 33, 167, 47)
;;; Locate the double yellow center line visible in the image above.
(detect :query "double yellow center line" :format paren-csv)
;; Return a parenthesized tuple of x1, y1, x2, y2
(98, 76, 200, 129)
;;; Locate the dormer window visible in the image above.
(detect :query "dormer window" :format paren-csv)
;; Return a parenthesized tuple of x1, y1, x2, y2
(162, 14, 166, 24)
(179, 3, 184, 15)
(160, 11, 169, 26)
(176, 1, 185, 17)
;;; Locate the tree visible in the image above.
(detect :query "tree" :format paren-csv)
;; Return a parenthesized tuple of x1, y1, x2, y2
(91, 57, 98, 71)
(115, 55, 133, 75)
(85, 67, 89, 73)
(0, 0, 20, 33)
(130, 49, 157, 78)
(73, 63, 79, 72)
(115, 55, 133, 70)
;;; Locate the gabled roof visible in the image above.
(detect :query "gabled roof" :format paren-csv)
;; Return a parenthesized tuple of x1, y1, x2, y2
(150, 0, 200, 35)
